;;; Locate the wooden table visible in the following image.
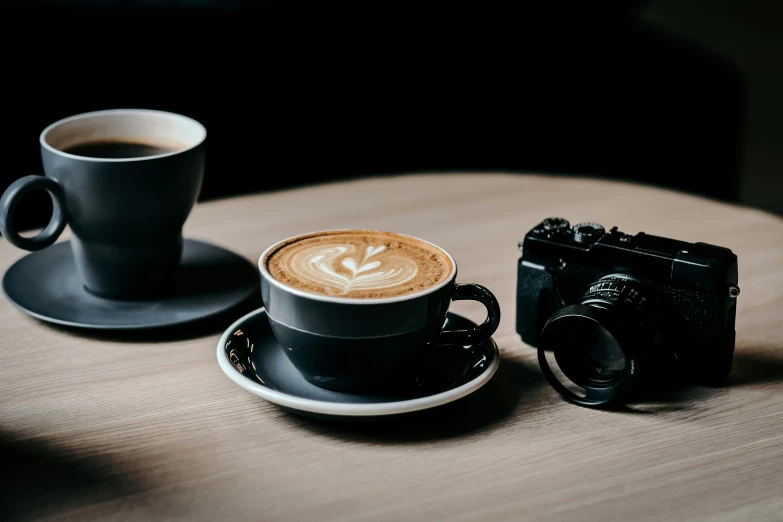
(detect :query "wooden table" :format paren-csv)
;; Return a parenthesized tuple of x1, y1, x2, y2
(2, 173, 782, 521)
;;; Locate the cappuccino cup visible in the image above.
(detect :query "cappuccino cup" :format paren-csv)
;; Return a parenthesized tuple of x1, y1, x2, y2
(259, 230, 501, 393)
(0, 109, 206, 299)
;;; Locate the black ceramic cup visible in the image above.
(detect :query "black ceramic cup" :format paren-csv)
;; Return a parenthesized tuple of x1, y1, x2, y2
(0, 109, 206, 299)
(258, 231, 501, 393)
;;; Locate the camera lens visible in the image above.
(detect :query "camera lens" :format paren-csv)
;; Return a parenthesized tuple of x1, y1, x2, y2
(554, 317, 626, 386)
(538, 275, 662, 407)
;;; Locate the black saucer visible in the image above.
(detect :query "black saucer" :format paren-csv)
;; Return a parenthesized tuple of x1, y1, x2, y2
(2, 239, 258, 330)
(217, 308, 499, 420)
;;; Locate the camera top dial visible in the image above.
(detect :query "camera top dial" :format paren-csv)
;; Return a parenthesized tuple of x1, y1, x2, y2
(541, 217, 570, 234)
(571, 222, 605, 243)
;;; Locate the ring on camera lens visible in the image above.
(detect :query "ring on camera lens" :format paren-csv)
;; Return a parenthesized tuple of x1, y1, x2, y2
(537, 275, 662, 408)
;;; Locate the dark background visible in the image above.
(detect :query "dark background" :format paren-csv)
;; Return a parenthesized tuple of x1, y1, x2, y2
(1, 1, 780, 231)
(645, 0, 783, 217)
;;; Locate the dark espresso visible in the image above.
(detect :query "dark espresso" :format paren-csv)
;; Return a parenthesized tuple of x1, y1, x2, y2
(63, 140, 181, 159)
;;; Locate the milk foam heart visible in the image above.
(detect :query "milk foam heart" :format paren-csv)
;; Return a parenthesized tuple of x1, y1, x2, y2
(265, 231, 454, 298)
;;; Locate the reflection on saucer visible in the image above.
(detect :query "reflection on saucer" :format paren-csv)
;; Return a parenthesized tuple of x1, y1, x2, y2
(217, 308, 499, 420)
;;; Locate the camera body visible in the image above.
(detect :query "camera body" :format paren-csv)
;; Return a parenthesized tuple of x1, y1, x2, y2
(517, 218, 739, 385)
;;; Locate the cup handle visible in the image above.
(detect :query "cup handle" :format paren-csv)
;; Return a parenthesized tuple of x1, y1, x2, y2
(438, 283, 501, 346)
(0, 175, 69, 251)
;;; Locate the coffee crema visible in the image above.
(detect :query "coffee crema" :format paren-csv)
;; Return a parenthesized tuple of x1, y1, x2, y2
(265, 230, 454, 298)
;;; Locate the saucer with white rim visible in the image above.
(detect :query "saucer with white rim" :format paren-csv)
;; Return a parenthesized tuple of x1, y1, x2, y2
(216, 308, 500, 420)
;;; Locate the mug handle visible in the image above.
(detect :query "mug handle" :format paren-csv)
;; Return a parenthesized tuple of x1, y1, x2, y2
(0, 175, 69, 251)
(438, 283, 501, 346)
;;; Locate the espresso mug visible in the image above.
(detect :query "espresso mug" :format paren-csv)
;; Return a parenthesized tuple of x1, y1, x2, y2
(0, 109, 206, 299)
(259, 230, 501, 393)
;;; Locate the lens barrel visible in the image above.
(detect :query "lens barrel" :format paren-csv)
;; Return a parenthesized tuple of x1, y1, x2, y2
(538, 274, 663, 407)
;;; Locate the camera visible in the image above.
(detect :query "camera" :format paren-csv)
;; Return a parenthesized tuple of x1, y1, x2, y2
(516, 217, 739, 407)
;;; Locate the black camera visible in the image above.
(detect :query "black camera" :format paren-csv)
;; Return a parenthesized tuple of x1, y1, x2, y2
(516, 217, 739, 407)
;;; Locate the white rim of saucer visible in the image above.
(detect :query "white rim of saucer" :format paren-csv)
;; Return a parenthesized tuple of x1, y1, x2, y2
(216, 307, 500, 416)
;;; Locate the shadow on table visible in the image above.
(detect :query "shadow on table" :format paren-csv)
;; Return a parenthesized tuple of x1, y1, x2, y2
(619, 380, 725, 414)
(279, 354, 547, 445)
(614, 347, 783, 414)
(0, 430, 145, 522)
(728, 348, 783, 387)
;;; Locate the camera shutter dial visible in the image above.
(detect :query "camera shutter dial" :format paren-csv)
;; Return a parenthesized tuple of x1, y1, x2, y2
(541, 217, 571, 234)
(572, 222, 605, 243)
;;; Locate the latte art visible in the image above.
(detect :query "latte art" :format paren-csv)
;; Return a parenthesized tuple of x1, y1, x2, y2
(303, 244, 418, 295)
(265, 231, 453, 298)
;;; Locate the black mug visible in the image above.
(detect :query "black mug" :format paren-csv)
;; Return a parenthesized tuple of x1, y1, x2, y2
(258, 231, 501, 393)
(0, 109, 206, 299)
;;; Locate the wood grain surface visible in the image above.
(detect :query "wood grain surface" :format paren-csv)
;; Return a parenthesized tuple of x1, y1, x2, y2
(1, 173, 782, 521)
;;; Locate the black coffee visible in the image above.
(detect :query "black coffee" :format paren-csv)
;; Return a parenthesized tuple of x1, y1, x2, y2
(63, 140, 179, 159)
